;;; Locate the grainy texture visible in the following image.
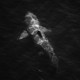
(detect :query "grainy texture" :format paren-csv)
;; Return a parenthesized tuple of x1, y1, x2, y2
(0, 0, 80, 80)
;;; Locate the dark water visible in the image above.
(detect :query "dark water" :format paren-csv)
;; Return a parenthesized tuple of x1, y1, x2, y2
(0, 0, 80, 80)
